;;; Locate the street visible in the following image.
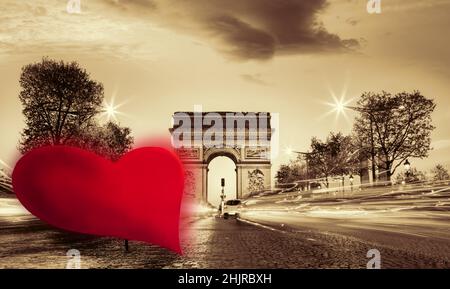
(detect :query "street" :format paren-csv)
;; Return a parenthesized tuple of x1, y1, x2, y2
(1, 191, 449, 268)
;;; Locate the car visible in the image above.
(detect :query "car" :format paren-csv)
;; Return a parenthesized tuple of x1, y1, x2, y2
(222, 199, 242, 219)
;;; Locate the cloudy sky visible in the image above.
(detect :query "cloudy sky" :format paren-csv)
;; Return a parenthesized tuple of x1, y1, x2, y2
(1, 0, 450, 180)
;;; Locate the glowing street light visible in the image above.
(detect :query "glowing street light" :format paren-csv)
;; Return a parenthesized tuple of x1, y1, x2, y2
(324, 93, 356, 121)
(334, 100, 345, 115)
(101, 98, 126, 122)
(104, 102, 118, 119)
(284, 147, 294, 156)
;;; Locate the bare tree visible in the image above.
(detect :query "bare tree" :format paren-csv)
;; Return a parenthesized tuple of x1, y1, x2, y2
(353, 91, 435, 182)
(19, 58, 104, 152)
(274, 159, 308, 185)
(275, 164, 291, 184)
(19, 58, 133, 160)
(70, 121, 134, 161)
(307, 132, 355, 188)
(431, 164, 450, 181)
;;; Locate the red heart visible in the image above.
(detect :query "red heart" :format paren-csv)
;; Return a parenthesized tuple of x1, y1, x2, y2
(12, 145, 185, 254)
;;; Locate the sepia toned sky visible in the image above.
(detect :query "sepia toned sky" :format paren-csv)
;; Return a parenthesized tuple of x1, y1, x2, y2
(1, 0, 450, 180)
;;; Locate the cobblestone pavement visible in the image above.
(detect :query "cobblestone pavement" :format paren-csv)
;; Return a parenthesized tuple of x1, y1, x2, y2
(1, 215, 448, 268)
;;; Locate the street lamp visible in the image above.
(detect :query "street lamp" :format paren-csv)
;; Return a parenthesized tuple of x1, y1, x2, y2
(404, 159, 411, 171)
(334, 101, 377, 183)
(404, 159, 411, 183)
(349, 174, 354, 192)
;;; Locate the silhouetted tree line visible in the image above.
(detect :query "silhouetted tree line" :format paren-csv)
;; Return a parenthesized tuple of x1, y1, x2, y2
(276, 91, 437, 186)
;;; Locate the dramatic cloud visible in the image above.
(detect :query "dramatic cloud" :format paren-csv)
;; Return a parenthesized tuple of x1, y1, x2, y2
(0, 0, 162, 60)
(103, 0, 360, 60)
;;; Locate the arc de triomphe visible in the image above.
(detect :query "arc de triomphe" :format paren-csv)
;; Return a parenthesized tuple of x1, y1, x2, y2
(169, 111, 274, 203)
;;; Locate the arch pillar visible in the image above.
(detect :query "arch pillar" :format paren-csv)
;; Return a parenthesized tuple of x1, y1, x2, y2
(201, 164, 208, 201)
(236, 165, 243, 199)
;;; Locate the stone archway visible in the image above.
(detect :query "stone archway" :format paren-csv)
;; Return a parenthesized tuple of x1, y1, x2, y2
(204, 147, 240, 202)
(169, 111, 273, 202)
(206, 155, 237, 206)
(204, 147, 241, 164)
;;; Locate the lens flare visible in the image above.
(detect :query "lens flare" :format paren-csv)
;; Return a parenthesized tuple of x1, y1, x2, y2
(319, 86, 357, 124)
